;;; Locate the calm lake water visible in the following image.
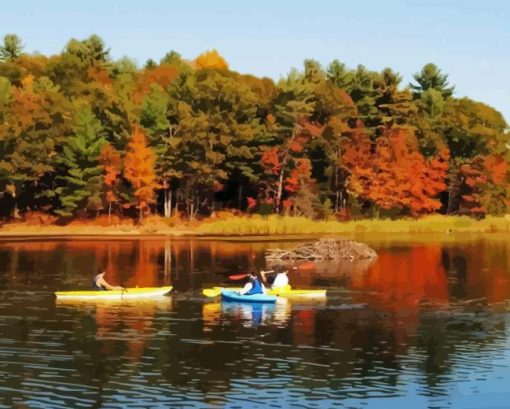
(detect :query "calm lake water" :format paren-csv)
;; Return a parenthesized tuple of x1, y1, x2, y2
(0, 236, 509, 408)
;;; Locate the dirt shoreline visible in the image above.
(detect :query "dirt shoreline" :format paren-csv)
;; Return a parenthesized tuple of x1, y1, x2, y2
(0, 225, 328, 241)
(0, 226, 505, 245)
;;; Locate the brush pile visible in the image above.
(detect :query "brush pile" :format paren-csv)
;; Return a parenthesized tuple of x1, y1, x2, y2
(265, 238, 377, 262)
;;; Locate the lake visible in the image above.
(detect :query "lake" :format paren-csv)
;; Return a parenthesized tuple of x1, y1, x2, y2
(0, 236, 509, 408)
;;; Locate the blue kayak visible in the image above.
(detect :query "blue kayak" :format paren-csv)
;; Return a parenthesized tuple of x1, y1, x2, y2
(221, 289, 277, 303)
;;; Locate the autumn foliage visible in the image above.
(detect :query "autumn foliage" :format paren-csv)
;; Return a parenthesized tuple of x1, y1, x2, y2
(460, 154, 509, 215)
(342, 127, 449, 216)
(124, 126, 159, 219)
(99, 143, 121, 217)
(194, 49, 228, 70)
(0, 33, 508, 222)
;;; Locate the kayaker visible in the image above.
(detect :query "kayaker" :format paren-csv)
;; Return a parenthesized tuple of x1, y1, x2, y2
(261, 265, 295, 289)
(238, 272, 266, 296)
(92, 269, 124, 291)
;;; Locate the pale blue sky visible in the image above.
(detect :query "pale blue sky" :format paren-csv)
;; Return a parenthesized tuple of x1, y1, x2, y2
(2, 0, 509, 122)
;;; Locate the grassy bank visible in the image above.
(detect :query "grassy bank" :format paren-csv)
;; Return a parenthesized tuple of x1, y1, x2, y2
(1, 214, 510, 237)
(196, 214, 510, 235)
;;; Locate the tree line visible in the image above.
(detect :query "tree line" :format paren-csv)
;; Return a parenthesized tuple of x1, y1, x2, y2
(0, 34, 508, 222)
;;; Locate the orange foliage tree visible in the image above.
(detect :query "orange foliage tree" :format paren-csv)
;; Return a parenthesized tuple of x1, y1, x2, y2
(124, 126, 159, 220)
(99, 143, 122, 221)
(372, 128, 448, 216)
(283, 158, 317, 216)
(194, 49, 228, 70)
(343, 126, 449, 217)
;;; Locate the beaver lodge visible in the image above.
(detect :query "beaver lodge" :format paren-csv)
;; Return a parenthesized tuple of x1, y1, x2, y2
(266, 238, 377, 263)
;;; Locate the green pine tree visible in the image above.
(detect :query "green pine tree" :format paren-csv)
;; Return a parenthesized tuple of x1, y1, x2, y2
(410, 63, 455, 98)
(55, 104, 106, 217)
(0, 34, 24, 62)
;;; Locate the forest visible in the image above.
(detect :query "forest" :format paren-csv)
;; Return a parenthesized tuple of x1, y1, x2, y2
(0, 33, 508, 223)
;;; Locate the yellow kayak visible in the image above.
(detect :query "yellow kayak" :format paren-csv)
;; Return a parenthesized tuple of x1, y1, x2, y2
(203, 285, 326, 299)
(55, 286, 172, 301)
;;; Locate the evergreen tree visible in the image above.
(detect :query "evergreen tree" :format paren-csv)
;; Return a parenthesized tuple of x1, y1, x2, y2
(326, 59, 354, 90)
(0, 34, 24, 62)
(0, 75, 70, 215)
(55, 104, 106, 216)
(410, 63, 455, 98)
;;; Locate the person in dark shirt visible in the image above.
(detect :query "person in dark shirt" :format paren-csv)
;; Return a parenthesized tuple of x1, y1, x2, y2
(238, 272, 265, 295)
(92, 269, 124, 291)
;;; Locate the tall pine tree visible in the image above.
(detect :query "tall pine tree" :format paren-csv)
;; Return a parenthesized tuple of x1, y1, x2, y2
(55, 104, 106, 217)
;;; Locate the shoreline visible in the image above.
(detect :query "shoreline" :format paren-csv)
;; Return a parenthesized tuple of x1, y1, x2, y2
(1, 214, 509, 243)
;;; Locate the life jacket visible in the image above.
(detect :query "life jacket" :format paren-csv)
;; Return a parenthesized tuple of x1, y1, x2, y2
(245, 278, 263, 295)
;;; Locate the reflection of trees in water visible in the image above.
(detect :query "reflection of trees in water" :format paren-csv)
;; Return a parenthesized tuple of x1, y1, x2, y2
(311, 257, 376, 278)
(54, 299, 168, 405)
(0, 238, 341, 291)
(0, 242, 69, 287)
(1, 239, 377, 291)
(198, 298, 406, 393)
(0, 293, 169, 407)
(350, 246, 449, 312)
(0, 240, 167, 290)
(0, 289, 508, 405)
(3, 238, 510, 301)
(441, 241, 510, 303)
(1, 238, 510, 400)
(413, 308, 508, 403)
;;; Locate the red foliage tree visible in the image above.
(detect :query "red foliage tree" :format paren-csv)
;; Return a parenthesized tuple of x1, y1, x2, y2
(260, 121, 318, 213)
(460, 154, 508, 215)
(341, 125, 373, 201)
(343, 126, 449, 217)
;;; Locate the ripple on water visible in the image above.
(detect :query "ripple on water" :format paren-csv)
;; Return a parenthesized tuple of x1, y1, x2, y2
(1, 238, 510, 407)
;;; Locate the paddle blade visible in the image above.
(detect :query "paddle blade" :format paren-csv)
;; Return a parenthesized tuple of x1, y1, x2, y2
(228, 274, 248, 280)
(202, 288, 221, 298)
(296, 261, 316, 271)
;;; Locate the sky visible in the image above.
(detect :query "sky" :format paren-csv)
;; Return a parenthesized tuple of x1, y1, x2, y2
(1, 0, 509, 122)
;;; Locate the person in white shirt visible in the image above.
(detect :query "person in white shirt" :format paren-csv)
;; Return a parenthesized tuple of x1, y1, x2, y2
(261, 265, 295, 290)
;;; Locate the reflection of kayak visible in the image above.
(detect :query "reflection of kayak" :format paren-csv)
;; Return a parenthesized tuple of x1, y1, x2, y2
(56, 297, 172, 308)
(221, 289, 277, 303)
(204, 286, 326, 299)
(222, 301, 275, 327)
(55, 286, 172, 300)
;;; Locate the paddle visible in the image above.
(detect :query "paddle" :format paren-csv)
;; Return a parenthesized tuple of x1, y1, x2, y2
(228, 269, 275, 280)
(228, 273, 249, 280)
(203, 288, 222, 298)
(202, 274, 249, 298)
(203, 268, 295, 298)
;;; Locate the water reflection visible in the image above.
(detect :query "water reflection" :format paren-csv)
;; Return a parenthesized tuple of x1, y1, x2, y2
(204, 298, 294, 329)
(351, 245, 449, 311)
(1, 237, 510, 316)
(0, 238, 509, 407)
